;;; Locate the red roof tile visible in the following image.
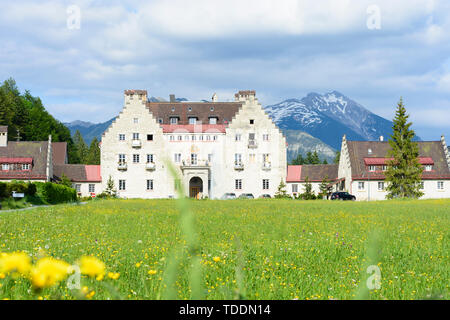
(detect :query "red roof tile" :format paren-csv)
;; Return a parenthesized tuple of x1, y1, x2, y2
(0, 157, 33, 164)
(287, 165, 302, 182)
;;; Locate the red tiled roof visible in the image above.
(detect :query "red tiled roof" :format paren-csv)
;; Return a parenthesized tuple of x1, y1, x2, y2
(85, 165, 101, 182)
(161, 124, 227, 133)
(364, 157, 434, 165)
(0, 157, 33, 164)
(287, 165, 302, 182)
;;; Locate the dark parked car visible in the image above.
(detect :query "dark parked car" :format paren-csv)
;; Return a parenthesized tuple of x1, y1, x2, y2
(259, 194, 272, 199)
(330, 192, 356, 201)
(221, 193, 237, 200)
(238, 193, 255, 199)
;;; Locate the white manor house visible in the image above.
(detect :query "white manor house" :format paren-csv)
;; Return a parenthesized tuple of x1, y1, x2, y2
(1, 89, 449, 200)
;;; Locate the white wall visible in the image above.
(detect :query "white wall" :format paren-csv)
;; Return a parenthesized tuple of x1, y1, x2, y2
(73, 182, 102, 198)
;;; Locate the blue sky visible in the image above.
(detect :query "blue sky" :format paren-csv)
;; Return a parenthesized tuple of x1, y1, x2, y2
(0, 0, 449, 140)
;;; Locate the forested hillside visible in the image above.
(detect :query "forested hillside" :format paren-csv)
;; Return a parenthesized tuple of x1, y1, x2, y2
(0, 78, 98, 164)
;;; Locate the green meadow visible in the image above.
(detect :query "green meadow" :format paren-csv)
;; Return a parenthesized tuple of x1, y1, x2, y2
(0, 199, 448, 300)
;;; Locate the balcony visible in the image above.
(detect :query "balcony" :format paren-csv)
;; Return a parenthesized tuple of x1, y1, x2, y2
(132, 139, 142, 148)
(262, 162, 272, 170)
(234, 162, 244, 171)
(146, 162, 156, 171)
(118, 162, 128, 171)
(181, 160, 210, 167)
(248, 139, 258, 149)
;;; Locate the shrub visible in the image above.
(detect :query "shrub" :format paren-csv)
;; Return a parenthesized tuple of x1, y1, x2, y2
(41, 182, 77, 204)
(0, 182, 7, 199)
(26, 182, 37, 196)
(6, 181, 28, 195)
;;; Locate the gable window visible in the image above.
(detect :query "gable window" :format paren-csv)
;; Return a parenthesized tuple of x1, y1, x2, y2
(133, 118, 139, 124)
(235, 179, 242, 190)
(119, 134, 126, 141)
(358, 182, 365, 190)
(147, 134, 153, 141)
(147, 180, 154, 191)
(425, 165, 433, 172)
(437, 181, 444, 190)
(89, 184, 95, 193)
(263, 179, 270, 190)
(170, 117, 179, 125)
(119, 180, 126, 191)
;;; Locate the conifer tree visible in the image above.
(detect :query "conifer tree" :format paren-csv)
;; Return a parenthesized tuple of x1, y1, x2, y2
(104, 176, 117, 197)
(73, 130, 88, 163)
(86, 137, 100, 165)
(319, 175, 331, 199)
(275, 180, 290, 199)
(385, 98, 423, 199)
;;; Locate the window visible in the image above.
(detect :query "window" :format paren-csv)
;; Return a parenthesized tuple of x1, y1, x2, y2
(133, 118, 139, 124)
(75, 184, 81, 193)
(188, 107, 192, 112)
(174, 154, 181, 163)
(425, 165, 433, 172)
(147, 180, 154, 191)
(368, 148, 373, 155)
(235, 154, 242, 165)
(210, 107, 214, 112)
(235, 134, 241, 141)
(358, 182, 365, 190)
(178, 135, 182, 141)
(292, 184, 298, 193)
(147, 134, 153, 141)
(185, 135, 189, 141)
(382, 165, 387, 171)
(133, 154, 140, 163)
(22, 164, 30, 170)
(199, 135, 204, 141)
(378, 182, 385, 191)
(89, 184, 95, 193)
(170, 135, 175, 141)
(209, 117, 217, 125)
(206, 135, 211, 141)
(158, 118, 163, 124)
(213, 135, 218, 141)
(235, 179, 242, 190)
(170, 117, 178, 125)
(119, 180, 126, 191)
(263, 134, 269, 141)
(133, 133, 140, 140)
(208, 154, 213, 162)
(192, 135, 196, 141)
(189, 117, 197, 125)
(2, 164, 9, 171)
(147, 154, 154, 163)
(263, 179, 270, 190)
(263, 154, 270, 163)
(369, 165, 376, 172)
(438, 181, 444, 190)
(191, 153, 198, 165)
(249, 133, 255, 141)
(119, 134, 126, 141)
(118, 154, 126, 163)
(250, 119, 255, 125)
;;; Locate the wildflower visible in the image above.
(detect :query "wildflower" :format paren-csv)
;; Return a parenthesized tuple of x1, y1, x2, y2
(213, 257, 221, 263)
(30, 257, 71, 289)
(107, 272, 120, 280)
(148, 270, 157, 275)
(0, 252, 32, 275)
(86, 291, 95, 299)
(79, 256, 106, 278)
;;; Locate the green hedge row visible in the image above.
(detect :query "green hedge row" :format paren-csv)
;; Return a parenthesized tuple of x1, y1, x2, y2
(40, 182, 77, 204)
(0, 181, 37, 199)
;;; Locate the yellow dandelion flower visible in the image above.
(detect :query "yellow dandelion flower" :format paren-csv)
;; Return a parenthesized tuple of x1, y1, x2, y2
(0, 252, 31, 275)
(86, 291, 95, 299)
(213, 257, 221, 263)
(108, 272, 120, 280)
(135, 262, 141, 268)
(30, 257, 71, 289)
(148, 270, 157, 275)
(79, 256, 106, 278)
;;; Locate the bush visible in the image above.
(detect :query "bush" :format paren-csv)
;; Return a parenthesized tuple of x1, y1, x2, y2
(26, 182, 37, 196)
(0, 182, 7, 199)
(41, 182, 77, 204)
(6, 181, 28, 195)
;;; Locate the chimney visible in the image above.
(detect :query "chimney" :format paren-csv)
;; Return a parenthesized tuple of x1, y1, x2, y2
(170, 94, 176, 103)
(379, 136, 384, 142)
(0, 126, 7, 147)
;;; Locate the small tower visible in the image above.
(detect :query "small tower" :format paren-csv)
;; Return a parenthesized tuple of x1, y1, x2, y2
(234, 90, 256, 102)
(124, 90, 148, 106)
(0, 126, 7, 147)
(212, 93, 218, 102)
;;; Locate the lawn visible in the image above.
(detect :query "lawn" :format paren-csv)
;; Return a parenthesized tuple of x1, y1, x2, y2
(0, 199, 448, 300)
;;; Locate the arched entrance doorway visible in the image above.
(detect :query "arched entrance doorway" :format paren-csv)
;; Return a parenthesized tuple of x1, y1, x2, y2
(189, 177, 203, 199)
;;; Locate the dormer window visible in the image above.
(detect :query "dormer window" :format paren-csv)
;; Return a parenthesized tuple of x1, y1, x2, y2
(188, 107, 192, 112)
(209, 117, 218, 125)
(210, 107, 214, 112)
(170, 117, 179, 125)
(189, 117, 197, 125)
(368, 149, 373, 155)
(2, 164, 9, 171)
(425, 165, 433, 172)
(369, 165, 376, 172)
(22, 164, 30, 170)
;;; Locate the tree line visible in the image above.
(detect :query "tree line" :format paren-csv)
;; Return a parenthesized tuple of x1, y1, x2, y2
(0, 78, 99, 165)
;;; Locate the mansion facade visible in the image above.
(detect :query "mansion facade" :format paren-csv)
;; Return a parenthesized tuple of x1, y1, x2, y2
(1, 90, 450, 201)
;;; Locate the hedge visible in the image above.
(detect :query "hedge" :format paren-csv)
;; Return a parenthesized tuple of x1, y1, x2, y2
(0, 181, 37, 199)
(41, 182, 77, 204)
